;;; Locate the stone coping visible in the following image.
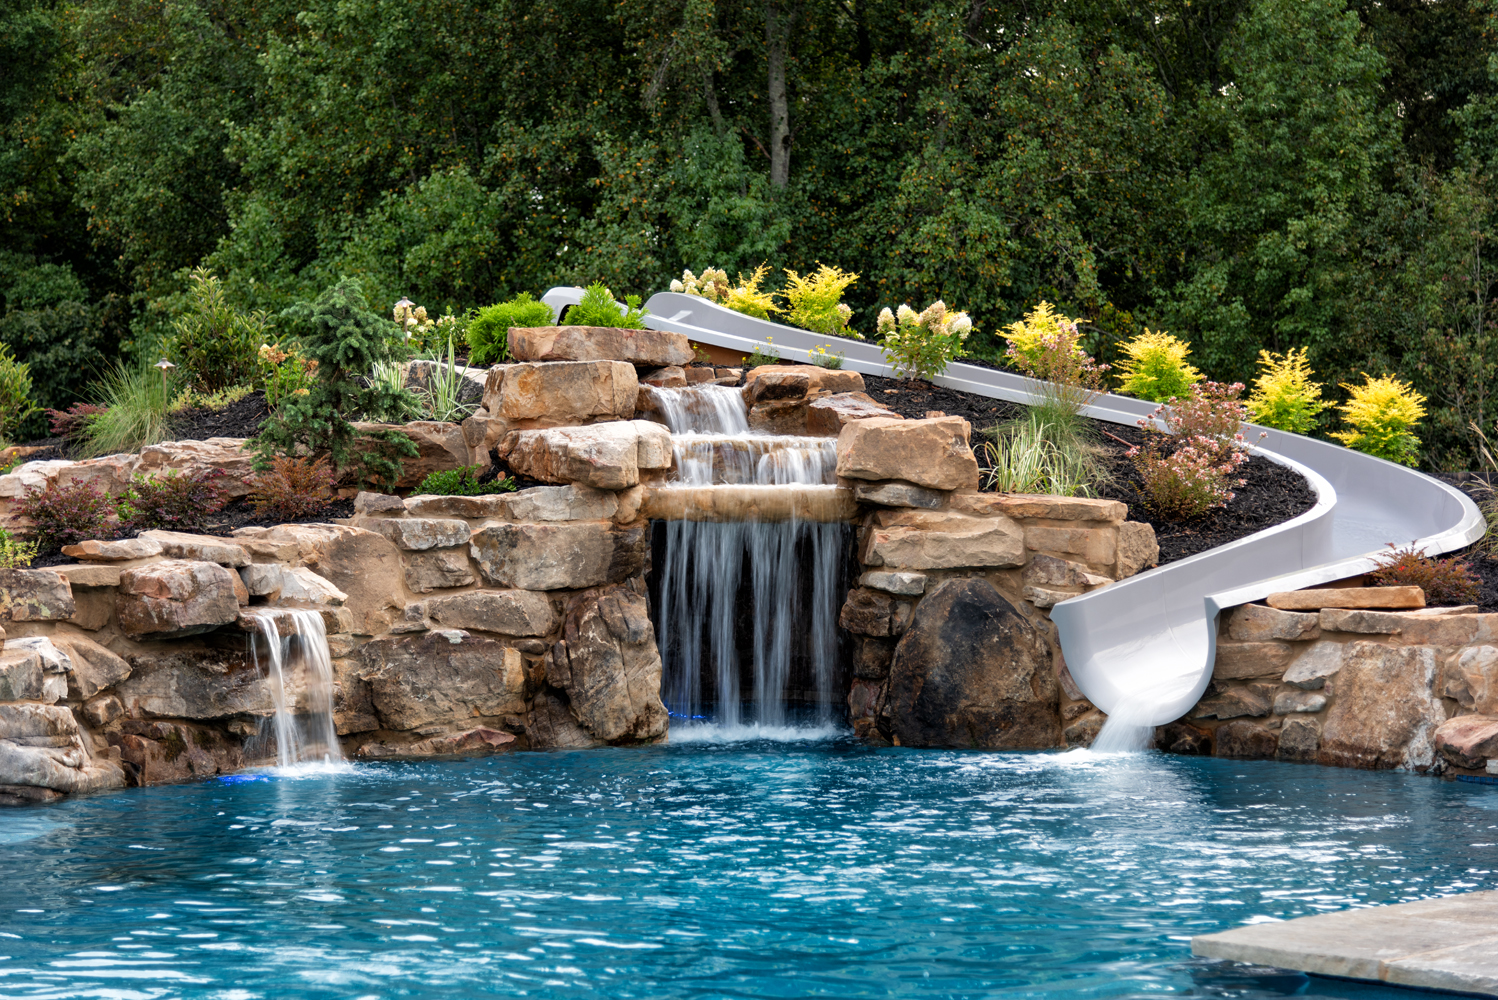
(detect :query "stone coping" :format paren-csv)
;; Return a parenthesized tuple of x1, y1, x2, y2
(1192, 890, 1498, 996)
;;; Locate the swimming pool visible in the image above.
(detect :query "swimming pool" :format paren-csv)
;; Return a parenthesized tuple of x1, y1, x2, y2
(1, 735, 1494, 999)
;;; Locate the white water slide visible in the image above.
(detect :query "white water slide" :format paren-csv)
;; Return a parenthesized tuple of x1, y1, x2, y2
(543, 288, 1485, 726)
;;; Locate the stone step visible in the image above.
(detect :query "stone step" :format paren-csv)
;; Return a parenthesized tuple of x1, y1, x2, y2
(640, 485, 856, 523)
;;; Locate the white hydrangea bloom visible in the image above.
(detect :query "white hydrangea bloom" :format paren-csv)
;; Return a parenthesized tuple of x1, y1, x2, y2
(670, 279, 684, 293)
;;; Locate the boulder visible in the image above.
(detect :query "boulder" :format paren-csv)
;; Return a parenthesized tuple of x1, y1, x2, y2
(1212, 640, 1298, 680)
(543, 584, 667, 743)
(0, 645, 49, 702)
(835, 416, 980, 490)
(881, 578, 1059, 749)
(1158, 721, 1213, 754)
(1063, 712, 1106, 747)
(56, 454, 137, 495)
(357, 631, 526, 731)
(1282, 640, 1345, 689)
(1277, 718, 1321, 762)
(484, 360, 638, 428)
(402, 493, 511, 519)
(500, 420, 672, 490)
(510, 326, 694, 367)
(861, 513, 1024, 571)
(502, 485, 620, 522)
(807, 392, 899, 435)
(1433, 714, 1498, 769)
(1023, 554, 1111, 590)
(238, 564, 349, 606)
(1023, 525, 1117, 567)
(851, 480, 943, 509)
(424, 590, 558, 636)
(1272, 689, 1328, 714)
(351, 420, 476, 489)
(61, 537, 164, 562)
(949, 492, 1127, 522)
(403, 549, 475, 594)
(1114, 522, 1161, 579)
(1318, 642, 1445, 770)
(231, 525, 404, 635)
(354, 492, 407, 515)
(641, 366, 688, 388)
(0, 703, 125, 794)
(1447, 645, 1498, 713)
(0, 569, 74, 622)
(838, 588, 912, 637)
(852, 637, 896, 680)
(1193, 684, 1273, 719)
(0, 459, 74, 500)
(742, 365, 864, 399)
(1320, 607, 1478, 645)
(114, 646, 271, 720)
(471, 520, 634, 591)
(54, 564, 123, 587)
(82, 693, 124, 727)
(459, 413, 510, 464)
(51, 635, 131, 699)
(111, 720, 242, 785)
(1268, 586, 1424, 611)
(858, 570, 927, 597)
(116, 560, 240, 638)
(1227, 603, 1321, 642)
(356, 727, 516, 759)
(134, 438, 257, 497)
(1213, 721, 1279, 758)
(366, 517, 470, 551)
(138, 530, 250, 567)
(528, 690, 601, 748)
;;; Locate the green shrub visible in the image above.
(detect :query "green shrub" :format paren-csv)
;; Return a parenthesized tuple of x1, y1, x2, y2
(1247, 347, 1329, 434)
(14, 480, 115, 551)
(1368, 543, 1480, 606)
(1128, 382, 1252, 520)
(0, 528, 37, 569)
(170, 384, 253, 414)
(1113, 330, 1202, 402)
(80, 364, 173, 457)
(564, 283, 648, 330)
(1331, 373, 1426, 466)
(116, 469, 230, 533)
(876, 300, 972, 381)
(414, 465, 516, 496)
(807, 344, 844, 369)
(171, 267, 268, 393)
(783, 264, 859, 339)
(252, 277, 418, 489)
(0, 344, 38, 445)
(257, 343, 318, 408)
(467, 293, 554, 365)
(1001, 302, 1109, 418)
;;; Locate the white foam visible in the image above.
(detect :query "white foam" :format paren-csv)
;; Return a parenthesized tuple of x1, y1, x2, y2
(667, 722, 844, 744)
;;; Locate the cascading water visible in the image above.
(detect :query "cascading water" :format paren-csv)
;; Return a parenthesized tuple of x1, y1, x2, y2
(244, 608, 344, 767)
(647, 384, 848, 731)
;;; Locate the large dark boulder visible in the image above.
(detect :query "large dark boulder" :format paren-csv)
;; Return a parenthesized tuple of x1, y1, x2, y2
(881, 578, 1060, 748)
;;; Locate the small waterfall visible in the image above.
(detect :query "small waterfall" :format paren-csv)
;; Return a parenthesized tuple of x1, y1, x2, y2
(245, 609, 343, 767)
(649, 383, 848, 731)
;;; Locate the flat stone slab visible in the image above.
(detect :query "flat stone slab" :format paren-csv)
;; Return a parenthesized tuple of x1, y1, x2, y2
(1192, 890, 1498, 995)
(1266, 586, 1424, 611)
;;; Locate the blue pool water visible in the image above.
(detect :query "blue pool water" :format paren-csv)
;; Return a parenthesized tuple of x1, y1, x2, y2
(2, 735, 1497, 1000)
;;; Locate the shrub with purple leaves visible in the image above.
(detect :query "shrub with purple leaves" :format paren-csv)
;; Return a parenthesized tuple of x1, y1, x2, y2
(1368, 543, 1481, 606)
(46, 403, 108, 444)
(14, 480, 116, 551)
(116, 469, 230, 533)
(246, 455, 338, 522)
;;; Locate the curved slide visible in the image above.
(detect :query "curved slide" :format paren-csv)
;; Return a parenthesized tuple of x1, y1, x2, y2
(542, 288, 1485, 726)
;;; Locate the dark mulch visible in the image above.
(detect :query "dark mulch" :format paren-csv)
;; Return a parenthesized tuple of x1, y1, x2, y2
(168, 391, 269, 441)
(862, 373, 1024, 432)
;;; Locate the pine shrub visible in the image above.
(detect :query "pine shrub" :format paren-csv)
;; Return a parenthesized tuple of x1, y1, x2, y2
(1331, 374, 1426, 466)
(15, 480, 116, 551)
(1246, 348, 1328, 434)
(247, 455, 339, 521)
(1368, 543, 1480, 606)
(467, 293, 555, 365)
(1114, 330, 1202, 402)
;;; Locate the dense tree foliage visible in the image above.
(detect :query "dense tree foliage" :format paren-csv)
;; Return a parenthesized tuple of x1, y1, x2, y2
(4, 0, 1498, 468)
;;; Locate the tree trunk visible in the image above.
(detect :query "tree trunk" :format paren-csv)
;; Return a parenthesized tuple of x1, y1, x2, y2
(766, 1, 791, 188)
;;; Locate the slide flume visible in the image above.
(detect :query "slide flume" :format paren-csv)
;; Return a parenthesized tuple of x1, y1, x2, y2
(543, 288, 1485, 727)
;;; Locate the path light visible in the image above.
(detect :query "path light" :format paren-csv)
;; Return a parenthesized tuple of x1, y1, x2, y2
(154, 358, 176, 401)
(394, 297, 415, 340)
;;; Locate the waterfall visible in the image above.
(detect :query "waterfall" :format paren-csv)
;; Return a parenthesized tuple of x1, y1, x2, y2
(648, 383, 848, 731)
(244, 609, 344, 767)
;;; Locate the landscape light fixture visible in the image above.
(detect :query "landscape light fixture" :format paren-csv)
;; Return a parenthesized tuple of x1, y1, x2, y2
(154, 358, 176, 400)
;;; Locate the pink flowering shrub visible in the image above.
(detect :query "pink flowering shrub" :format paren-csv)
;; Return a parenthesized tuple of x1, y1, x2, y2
(1129, 381, 1255, 519)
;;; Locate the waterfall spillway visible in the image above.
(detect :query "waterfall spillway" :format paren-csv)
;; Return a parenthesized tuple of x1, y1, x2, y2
(648, 384, 848, 730)
(245, 608, 343, 767)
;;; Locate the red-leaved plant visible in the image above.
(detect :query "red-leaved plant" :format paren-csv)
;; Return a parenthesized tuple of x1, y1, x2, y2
(246, 455, 338, 522)
(117, 469, 230, 533)
(14, 479, 116, 551)
(1129, 381, 1257, 520)
(45, 403, 108, 443)
(1368, 543, 1480, 606)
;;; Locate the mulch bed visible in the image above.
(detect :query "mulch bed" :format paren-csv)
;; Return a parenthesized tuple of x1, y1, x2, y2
(167, 391, 270, 441)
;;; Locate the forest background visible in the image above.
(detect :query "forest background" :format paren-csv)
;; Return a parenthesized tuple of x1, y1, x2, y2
(5, 0, 1498, 469)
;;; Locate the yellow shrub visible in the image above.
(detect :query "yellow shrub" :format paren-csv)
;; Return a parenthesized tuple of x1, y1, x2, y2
(783, 264, 860, 339)
(1002, 301, 1081, 367)
(1113, 330, 1201, 402)
(1331, 374, 1426, 466)
(1246, 348, 1328, 434)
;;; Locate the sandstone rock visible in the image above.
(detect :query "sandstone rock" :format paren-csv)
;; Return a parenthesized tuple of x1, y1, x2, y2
(484, 360, 638, 428)
(53, 564, 122, 587)
(1158, 721, 1213, 754)
(836, 416, 979, 490)
(1269, 586, 1425, 611)
(354, 492, 406, 515)
(1320, 607, 1478, 645)
(1276, 718, 1321, 762)
(1063, 712, 1105, 747)
(366, 517, 470, 551)
(882, 578, 1058, 749)
(115, 645, 270, 719)
(404, 549, 475, 593)
(358, 632, 526, 731)
(1193, 684, 1273, 719)
(56, 454, 137, 495)
(1227, 603, 1321, 642)
(139, 530, 250, 567)
(0, 460, 73, 500)
(232, 525, 404, 635)
(425, 590, 557, 636)
(356, 727, 516, 759)
(351, 420, 477, 488)
(1273, 689, 1328, 714)
(747, 399, 809, 435)
(501, 420, 672, 490)
(51, 635, 131, 699)
(852, 637, 895, 679)
(459, 412, 510, 464)
(838, 588, 912, 637)
(402, 494, 511, 518)
(528, 690, 600, 748)
(1024, 554, 1111, 589)
(471, 520, 626, 591)
(1448, 645, 1498, 713)
(82, 693, 123, 727)
(1433, 714, 1498, 769)
(861, 515, 1024, 571)
(511, 326, 694, 367)
(135, 438, 256, 497)
(238, 564, 348, 606)
(948, 492, 1127, 522)
(848, 677, 882, 736)
(0, 645, 46, 702)
(544, 584, 667, 743)
(743, 365, 864, 398)
(858, 570, 927, 596)
(1214, 720, 1279, 758)
(111, 721, 241, 785)
(685, 366, 715, 384)
(0, 569, 74, 622)
(1318, 642, 1444, 770)
(1022, 586, 1077, 610)
(0, 703, 125, 794)
(1024, 525, 1117, 567)
(1115, 522, 1160, 579)
(1213, 640, 1298, 680)
(117, 560, 240, 638)
(61, 537, 164, 562)
(851, 480, 944, 509)
(503, 484, 620, 522)
(1282, 640, 1345, 689)
(641, 366, 688, 388)
(807, 393, 900, 435)
(715, 367, 742, 384)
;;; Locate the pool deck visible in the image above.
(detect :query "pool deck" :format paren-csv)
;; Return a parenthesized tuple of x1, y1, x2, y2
(1191, 890, 1498, 996)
